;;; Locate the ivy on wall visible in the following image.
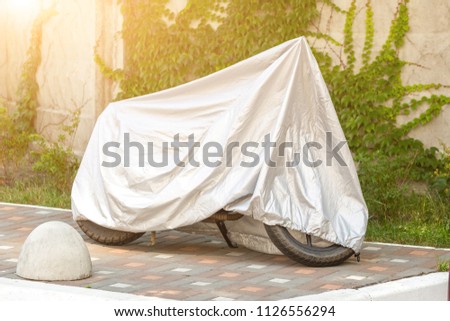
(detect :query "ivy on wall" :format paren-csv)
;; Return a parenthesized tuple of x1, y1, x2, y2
(97, 0, 320, 99)
(0, 6, 79, 192)
(315, 1, 450, 212)
(319, 0, 449, 156)
(15, 7, 56, 132)
(97, 0, 449, 204)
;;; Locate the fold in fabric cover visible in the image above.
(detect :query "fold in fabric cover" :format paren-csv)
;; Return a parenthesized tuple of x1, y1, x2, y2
(71, 37, 368, 252)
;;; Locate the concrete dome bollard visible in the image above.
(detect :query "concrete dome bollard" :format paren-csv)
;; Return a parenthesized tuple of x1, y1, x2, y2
(16, 221, 92, 281)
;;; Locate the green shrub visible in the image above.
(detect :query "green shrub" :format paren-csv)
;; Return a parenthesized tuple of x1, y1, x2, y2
(31, 110, 80, 192)
(0, 106, 30, 182)
(430, 147, 450, 199)
(0, 102, 80, 194)
(31, 136, 79, 193)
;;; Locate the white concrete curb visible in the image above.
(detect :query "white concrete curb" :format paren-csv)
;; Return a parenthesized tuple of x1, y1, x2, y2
(366, 241, 450, 251)
(2, 272, 447, 301)
(0, 202, 71, 212)
(0, 277, 171, 301)
(285, 272, 449, 301)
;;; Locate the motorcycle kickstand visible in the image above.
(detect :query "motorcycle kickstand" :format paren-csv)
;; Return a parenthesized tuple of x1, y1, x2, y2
(215, 220, 238, 248)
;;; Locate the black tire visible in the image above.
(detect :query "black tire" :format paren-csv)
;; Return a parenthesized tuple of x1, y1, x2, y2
(264, 224, 354, 267)
(77, 220, 145, 246)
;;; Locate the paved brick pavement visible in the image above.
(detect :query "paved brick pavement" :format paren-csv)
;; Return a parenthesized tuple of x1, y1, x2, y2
(0, 203, 449, 300)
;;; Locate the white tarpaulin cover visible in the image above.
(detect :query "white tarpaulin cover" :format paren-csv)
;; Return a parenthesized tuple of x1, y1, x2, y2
(72, 37, 368, 252)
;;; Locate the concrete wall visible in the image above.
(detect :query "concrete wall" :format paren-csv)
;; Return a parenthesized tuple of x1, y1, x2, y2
(0, 0, 38, 103)
(312, 0, 450, 149)
(0, 0, 448, 154)
(0, 0, 122, 155)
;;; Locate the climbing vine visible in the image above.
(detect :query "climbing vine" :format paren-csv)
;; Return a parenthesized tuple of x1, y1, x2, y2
(317, 1, 448, 167)
(310, 0, 450, 217)
(97, 0, 320, 99)
(0, 6, 79, 193)
(15, 7, 56, 132)
(97, 0, 449, 208)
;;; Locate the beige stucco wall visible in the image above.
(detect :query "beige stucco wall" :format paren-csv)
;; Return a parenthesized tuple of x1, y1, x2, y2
(0, 0, 122, 155)
(0, 0, 38, 102)
(313, 0, 450, 148)
(0, 0, 448, 154)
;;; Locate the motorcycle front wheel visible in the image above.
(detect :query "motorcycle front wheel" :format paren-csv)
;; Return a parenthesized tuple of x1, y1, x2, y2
(264, 224, 354, 267)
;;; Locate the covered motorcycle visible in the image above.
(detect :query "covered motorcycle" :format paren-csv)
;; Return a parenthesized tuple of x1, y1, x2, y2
(72, 37, 368, 266)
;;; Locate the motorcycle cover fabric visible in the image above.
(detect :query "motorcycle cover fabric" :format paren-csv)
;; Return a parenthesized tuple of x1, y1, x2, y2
(71, 37, 368, 252)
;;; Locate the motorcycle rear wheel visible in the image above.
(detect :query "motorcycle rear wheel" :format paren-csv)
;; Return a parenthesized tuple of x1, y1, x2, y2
(77, 220, 145, 246)
(264, 224, 354, 267)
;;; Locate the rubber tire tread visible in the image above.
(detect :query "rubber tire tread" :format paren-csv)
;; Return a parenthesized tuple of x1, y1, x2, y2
(77, 220, 144, 246)
(264, 224, 354, 267)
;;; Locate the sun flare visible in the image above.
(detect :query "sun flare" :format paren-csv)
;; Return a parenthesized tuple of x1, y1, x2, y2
(7, 0, 40, 11)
